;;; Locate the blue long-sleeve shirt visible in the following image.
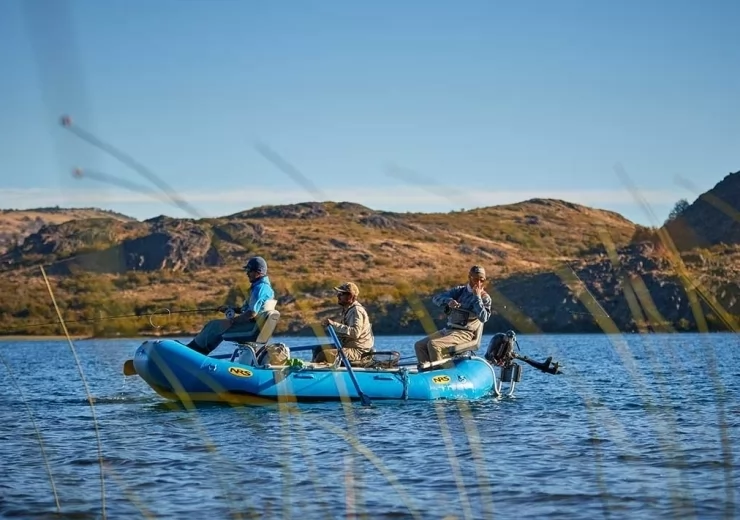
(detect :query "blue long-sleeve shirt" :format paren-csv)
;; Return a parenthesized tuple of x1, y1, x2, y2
(241, 276, 275, 314)
(432, 284, 492, 329)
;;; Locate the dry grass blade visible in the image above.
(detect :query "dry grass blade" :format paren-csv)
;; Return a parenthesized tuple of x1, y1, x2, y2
(72, 168, 171, 204)
(615, 163, 736, 517)
(0, 353, 61, 512)
(384, 163, 469, 208)
(60, 115, 202, 218)
(39, 265, 106, 519)
(674, 175, 740, 224)
(254, 141, 325, 199)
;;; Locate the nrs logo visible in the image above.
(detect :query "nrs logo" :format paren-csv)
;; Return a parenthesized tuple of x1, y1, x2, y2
(432, 375, 451, 384)
(228, 367, 253, 378)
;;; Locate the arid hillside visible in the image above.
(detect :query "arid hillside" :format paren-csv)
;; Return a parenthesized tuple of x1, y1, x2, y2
(0, 207, 134, 255)
(0, 177, 738, 337)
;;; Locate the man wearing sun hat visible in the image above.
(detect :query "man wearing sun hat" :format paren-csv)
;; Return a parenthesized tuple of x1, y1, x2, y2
(313, 281, 375, 366)
(414, 265, 492, 365)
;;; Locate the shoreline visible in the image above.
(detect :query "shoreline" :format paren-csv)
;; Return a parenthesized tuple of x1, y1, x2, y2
(0, 330, 724, 341)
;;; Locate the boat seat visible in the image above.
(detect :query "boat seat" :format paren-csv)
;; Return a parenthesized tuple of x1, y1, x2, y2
(222, 301, 280, 345)
(444, 322, 484, 357)
(418, 323, 484, 372)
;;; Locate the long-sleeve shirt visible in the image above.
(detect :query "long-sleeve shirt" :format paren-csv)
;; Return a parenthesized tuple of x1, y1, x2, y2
(432, 284, 492, 330)
(329, 301, 374, 352)
(240, 276, 275, 314)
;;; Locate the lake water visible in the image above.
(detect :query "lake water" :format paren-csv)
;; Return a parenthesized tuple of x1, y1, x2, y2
(0, 333, 738, 519)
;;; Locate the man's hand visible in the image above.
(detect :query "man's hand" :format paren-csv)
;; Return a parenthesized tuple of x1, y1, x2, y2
(471, 279, 485, 297)
(448, 299, 461, 309)
(232, 310, 256, 324)
(322, 318, 334, 327)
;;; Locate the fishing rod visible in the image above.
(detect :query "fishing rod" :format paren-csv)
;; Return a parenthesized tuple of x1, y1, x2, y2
(0, 307, 220, 335)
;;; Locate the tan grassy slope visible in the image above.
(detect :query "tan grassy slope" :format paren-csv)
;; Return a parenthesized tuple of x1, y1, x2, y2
(0, 207, 135, 254)
(222, 198, 637, 284)
(0, 198, 645, 336)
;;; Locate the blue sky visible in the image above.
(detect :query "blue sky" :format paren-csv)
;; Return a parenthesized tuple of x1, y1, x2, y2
(0, 0, 738, 225)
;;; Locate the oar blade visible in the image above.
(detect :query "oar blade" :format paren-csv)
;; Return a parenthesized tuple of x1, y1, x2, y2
(122, 359, 137, 376)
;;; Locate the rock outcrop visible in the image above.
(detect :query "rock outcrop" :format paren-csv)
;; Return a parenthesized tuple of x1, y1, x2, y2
(666, 170, 740, 250)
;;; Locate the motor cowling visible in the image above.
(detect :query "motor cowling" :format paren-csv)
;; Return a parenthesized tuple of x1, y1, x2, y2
(485, 331, 516, 366)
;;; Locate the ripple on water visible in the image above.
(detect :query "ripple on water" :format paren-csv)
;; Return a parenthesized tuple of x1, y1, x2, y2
(0, 334, 738, 519)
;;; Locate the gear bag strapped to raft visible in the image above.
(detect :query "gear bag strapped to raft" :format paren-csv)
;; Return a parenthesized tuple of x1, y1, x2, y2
(257, 343, 291, 366)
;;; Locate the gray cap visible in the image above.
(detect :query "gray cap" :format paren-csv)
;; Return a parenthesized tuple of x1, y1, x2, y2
(243, 256, 268, 274)
(469, 265, 486, 279)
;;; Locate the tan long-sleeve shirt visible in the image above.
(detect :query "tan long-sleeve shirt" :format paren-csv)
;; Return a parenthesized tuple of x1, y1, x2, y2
(329, 301, 374, 352)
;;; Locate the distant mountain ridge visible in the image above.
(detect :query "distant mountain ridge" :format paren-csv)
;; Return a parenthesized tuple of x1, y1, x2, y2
(0, 177, 738, 336)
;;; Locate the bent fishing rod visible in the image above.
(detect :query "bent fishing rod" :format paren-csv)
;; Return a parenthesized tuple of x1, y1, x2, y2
(0, 306, 221, 335)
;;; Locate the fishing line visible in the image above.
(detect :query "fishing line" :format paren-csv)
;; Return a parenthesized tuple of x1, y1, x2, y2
(1, 307, 220, 336)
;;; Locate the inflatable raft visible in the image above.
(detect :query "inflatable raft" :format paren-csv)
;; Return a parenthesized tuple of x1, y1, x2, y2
(128, 337, 499, 404)
(124, 307, 560, 405)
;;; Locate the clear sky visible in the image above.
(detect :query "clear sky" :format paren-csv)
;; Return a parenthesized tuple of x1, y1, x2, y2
(0, 0, 738, 225)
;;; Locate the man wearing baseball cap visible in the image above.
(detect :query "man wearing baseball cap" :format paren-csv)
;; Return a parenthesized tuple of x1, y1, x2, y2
(414, 265, 492, 365)
(313, 281, 375, 366)
(185, 256, 275, 355)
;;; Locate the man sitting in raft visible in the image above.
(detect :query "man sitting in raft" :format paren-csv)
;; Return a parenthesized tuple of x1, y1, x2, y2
(185, 256, 275, 355)
(313, 282, 375, 366)
(414, 265, 492, 365)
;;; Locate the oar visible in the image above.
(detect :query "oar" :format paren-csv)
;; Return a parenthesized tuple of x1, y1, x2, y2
(123, 359, 136, 376)
(326, 325, 371, 406)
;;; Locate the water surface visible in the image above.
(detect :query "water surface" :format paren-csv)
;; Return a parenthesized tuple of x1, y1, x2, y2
(1, 333, 738, 519)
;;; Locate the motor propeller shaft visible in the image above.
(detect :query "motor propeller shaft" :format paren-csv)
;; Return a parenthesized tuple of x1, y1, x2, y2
(513, 353, 562, 375)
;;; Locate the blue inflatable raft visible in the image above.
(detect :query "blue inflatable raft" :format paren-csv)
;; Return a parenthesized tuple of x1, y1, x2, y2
(124, 306, 561, 405)
(128, 337, 499, 404)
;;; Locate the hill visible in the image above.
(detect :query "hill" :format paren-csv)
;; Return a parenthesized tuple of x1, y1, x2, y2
(0, 184, 738, 337)
(665, 170, 740, 250)
(0, 207, 135, 255)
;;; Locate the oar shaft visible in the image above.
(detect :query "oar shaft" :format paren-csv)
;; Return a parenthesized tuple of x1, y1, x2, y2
(326, 325, 371, 406)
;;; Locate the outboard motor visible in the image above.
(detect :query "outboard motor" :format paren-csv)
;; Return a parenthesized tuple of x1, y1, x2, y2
(485, 330, 562, 397)
(485, 330, 517, 367)
(486, 330, 522, 397)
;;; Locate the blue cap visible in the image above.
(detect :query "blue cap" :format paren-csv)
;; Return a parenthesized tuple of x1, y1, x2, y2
(243, 256, 268, 275)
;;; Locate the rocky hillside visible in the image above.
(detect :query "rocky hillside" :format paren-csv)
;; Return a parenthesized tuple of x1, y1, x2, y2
(0, 182, 738, 336)
(665, 170, 740, 250)
(0, 207, 134, 255)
